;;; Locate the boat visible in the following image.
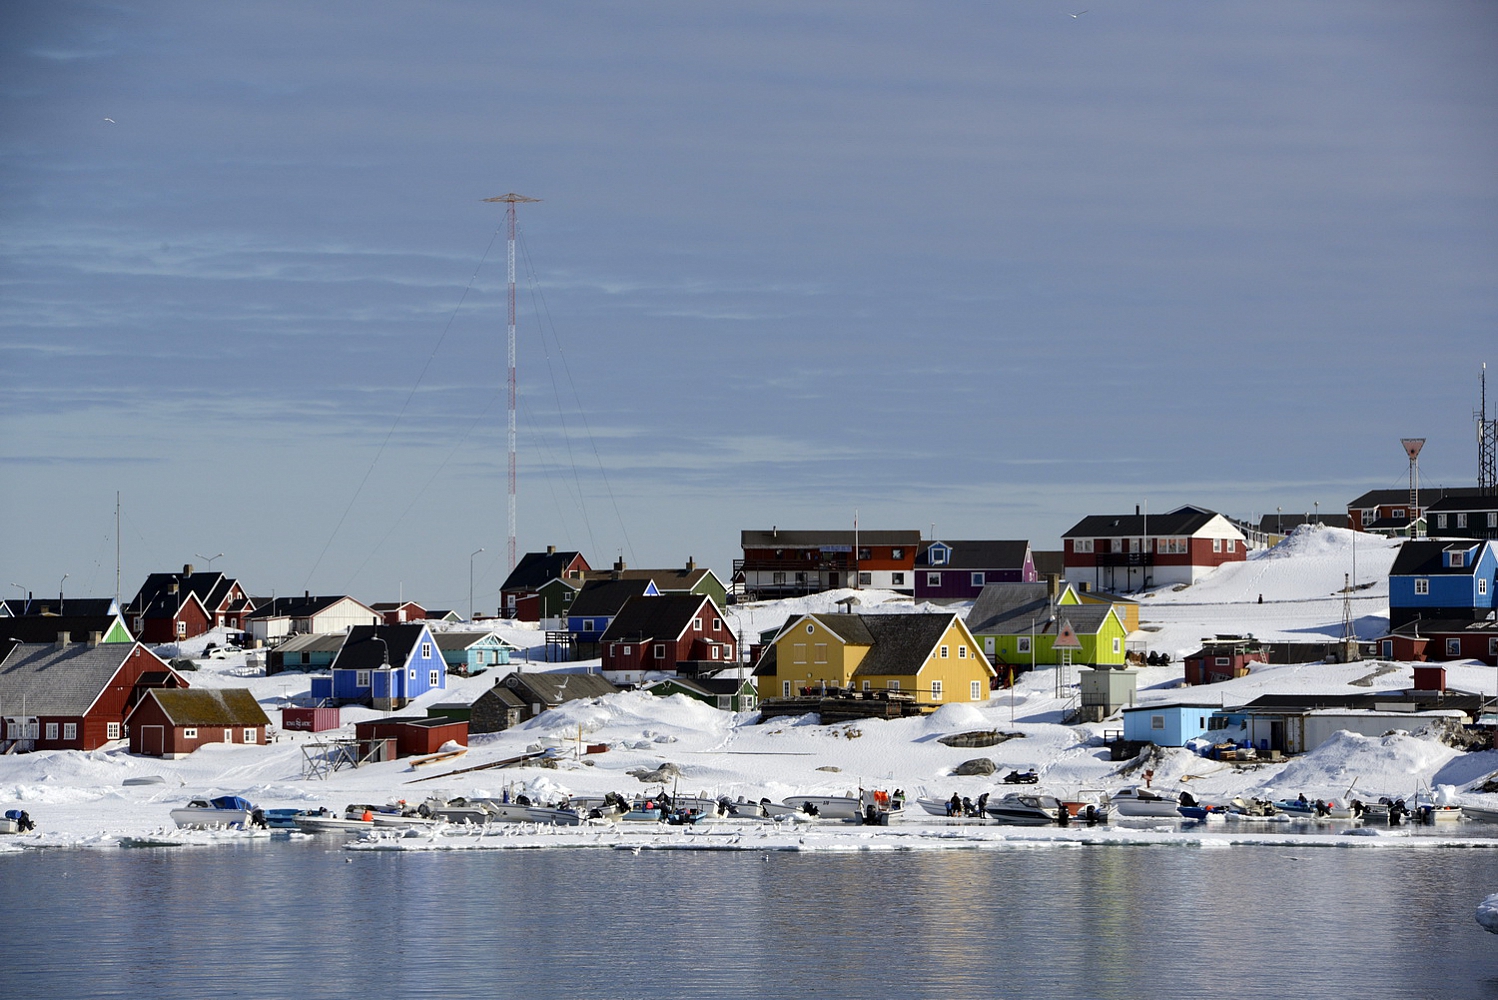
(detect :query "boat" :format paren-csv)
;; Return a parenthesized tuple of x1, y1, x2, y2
(1059, 790, 1111, 825)
(1176, 793, 1227, 822)
(985, 792, 1064, 826)
(1109, 786, 1181, 818)
(1460, 802, 1498, 824)
(264, 808, 303, 829)
(1226, 797, 1287, 822)
(0, 809, 34, 834)
(783, 790, 906, 823)
(171, 795, 264, 829)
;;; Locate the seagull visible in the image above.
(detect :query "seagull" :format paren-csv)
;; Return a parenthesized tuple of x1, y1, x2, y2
(631, 845, 641, 855)
(1069, 10, 1087, 17)
(103, 118, 115, 123)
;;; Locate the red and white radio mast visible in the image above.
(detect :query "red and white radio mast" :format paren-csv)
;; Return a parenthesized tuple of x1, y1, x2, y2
(483, 192, 541, 572)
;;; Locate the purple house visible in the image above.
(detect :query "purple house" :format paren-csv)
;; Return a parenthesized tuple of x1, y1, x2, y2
(915, 540, 1036, 602)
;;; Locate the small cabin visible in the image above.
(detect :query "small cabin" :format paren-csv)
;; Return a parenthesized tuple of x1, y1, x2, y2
(353, 716, 468, 757)
(127, 688, 271, 758)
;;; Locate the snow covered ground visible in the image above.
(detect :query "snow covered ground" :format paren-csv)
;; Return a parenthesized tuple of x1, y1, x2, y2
(3, 524, 1497, 851)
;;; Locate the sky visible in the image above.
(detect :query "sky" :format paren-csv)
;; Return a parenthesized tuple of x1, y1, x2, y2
(2, 1, 1495, 613)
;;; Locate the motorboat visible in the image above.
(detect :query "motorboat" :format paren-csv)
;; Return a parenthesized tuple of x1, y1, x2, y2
(1460, 802, 1498, 824)
(0, 809, 35, 834)
(1109, 786, 1182, 818)
(1060, 790, 1111, 825)
(1176, 793, 1227, 823)
(293, 807, 374, 833)
(985, 792, 1064, 826)
(784, 790, 906, 823)
(171, 795, 263, 829)
(264, 808, 303, 829)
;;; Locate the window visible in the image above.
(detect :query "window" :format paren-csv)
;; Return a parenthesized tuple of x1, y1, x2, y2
(583, 619, 594, 632)
(1446, 638, 1461, 657)
(1209, 717, 1229, 731)
(694, 618, 702, 631)
(891, 548, 904, 560)
(1226, 539, 1236, 553)
(858, 547, 871, 560)
(711, 646, 720, 659)
(223, 728, 233, 743)
(858, 572, 872, 585)
(713, 618, 722, 631)
(654, 644, 666, 660)
(45, 723, 58, 741)
(1018, 637, 1031, 653)
(430, 670, 440, 686)
(1437, 514, 1449, 529)
(1457, 513, 1468, 528)
(1073, 538, 1094, 553)
(772, 572, 785, 585)
(107, 723, 120, 740)
(930, 680, 943, 701)
(930, 546, 947, 565)
(1212, 538, 1222, 553)
(971, 681, 982, 700)
(1489, 513, 1497, 528)
(814, 644, 827, 663)
(794, 572, 807, 584)
(862, 680, 871, 692)
(1490, 638, 1498, 656)
(1450, 551, 1466, 568)
(421, 642, 432, 659)
(1215, 656, 1229, 666)
(176, 620, 187, 637)
(1415, 578, 1429, 595)
(971, 572, 985, 587)
(245, 728, 258, 743)
(939, 645, 949, 658)
(1393, 509, 1405, 519)
(958, 646, 967, 659)
(408, 669, 416, 680)
(63, 723, 76, 741)
(717, 695, 731, 711)
(184, 728, 198, 739)
(1151, 715, 1164, 730)
(887, 681, 900, 692)
(1480, 578, 1488, 596)
(1112, 638, 1121, 654)
(621, 645, 631, 656)
(891, 573, 905, 586)
(356, 670, 371, 687)
(927, 573, 941, 587)
(783, 680, 791, 697)
(1382, 640, 1394, 658)
(793, 643, 806, 663)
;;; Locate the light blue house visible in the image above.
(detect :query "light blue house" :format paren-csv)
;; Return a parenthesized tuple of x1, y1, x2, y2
(325, 623, 447, 710)
(1122, 703, 1223, 746)
(434, 631, 516, 676)
(1388, 538, 1498, 630)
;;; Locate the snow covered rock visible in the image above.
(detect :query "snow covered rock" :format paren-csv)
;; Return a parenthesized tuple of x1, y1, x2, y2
(1477, 894, 1498, 935)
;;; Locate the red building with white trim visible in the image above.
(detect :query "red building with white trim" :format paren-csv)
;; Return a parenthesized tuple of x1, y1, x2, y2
(1062, 505, 1248, 594)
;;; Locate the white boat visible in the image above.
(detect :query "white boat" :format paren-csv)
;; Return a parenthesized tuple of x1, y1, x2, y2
(783, 790, 905, 823)
(293, 809, 373, 833)
(917, 796, 955, 817)
(171, 795, 260, 829)
(1461, 802, 1498, 824)
(985, 792, 1063, 826)
(1109, 786, 1181, 818)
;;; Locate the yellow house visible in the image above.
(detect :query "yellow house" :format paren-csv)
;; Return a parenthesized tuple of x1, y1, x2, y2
(754, 612, 995, 706)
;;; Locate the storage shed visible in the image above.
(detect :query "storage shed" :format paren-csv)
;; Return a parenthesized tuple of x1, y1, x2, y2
(281, 705, 341, 733)
(1121, 703, 1222, 746)
(127, 688, 271, 758)
(353, 716, 468, 757)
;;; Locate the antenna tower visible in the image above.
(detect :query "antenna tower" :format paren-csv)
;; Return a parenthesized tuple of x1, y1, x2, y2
(482, 192, 541, 572)
(1400, 437, 1425, 538)
(1479, 363, 1497, 496)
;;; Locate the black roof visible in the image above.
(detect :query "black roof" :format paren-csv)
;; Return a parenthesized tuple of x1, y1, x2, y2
(1031, 551, 1065, 577)
(1062, 506, 1228, 538)
(1347, 487, 1487, 509)
(1, 597, 118, 618)
(0, 616, 126, 644)
(126, 570, 245, 618)
(1386, 618, 1498, 637)
(499, 670, 618, 705)
(740, 529, 921, 549)
(245, 594, 357, 619)
(569, 579, 655, 618)
(916, 540, 1030, 570)
(500, 550, 586, 592)
(1425, 494, 1498, 513)
(600, 594, 717, 644)
(331, 623, 432, 671)
(1239, 691, 1485, 715)
(1388, 539, 1492, 576)
(795, 612, 964, 677)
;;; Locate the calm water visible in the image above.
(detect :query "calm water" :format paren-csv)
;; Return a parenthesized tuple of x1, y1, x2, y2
(2, 839, 1496, 1000)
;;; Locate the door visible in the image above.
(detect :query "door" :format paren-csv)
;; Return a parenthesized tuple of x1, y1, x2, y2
(1269, 720, 1284, 752)
(141, 725, 164, 756)
(828, 572, 839, 589)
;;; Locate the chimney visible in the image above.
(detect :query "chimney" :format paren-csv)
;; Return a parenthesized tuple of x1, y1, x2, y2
(305, 590, 310, 600)
(55, 630, 71, 649)
(87, 631, 102, 648)
(169, 582, 179, 595)
(1135, 505, 1140, 516)
(547, 545, 556, 555)
(686, 556, 696, 572)
(612, 558, 626, 580)
(184, 563, 194, 576)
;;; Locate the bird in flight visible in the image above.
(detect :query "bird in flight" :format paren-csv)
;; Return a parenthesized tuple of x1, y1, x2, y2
(103, 118, 115, 123)
(1069, 10, 1087, 17)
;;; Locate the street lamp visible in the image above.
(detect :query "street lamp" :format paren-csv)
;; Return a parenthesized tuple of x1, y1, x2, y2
(1276, 506, 1282, 536)
(1313, 501, 1319, 525)
(194, 552, 224, 571)
(58, 573, 68, 614)
(10, 583, 24, 612)
(470, 548, 485, 622)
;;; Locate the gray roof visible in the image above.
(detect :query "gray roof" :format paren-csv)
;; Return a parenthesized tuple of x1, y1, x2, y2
(740, 529, 921, 548)
(433, 631, 515, 652)
(0, 641, 154, 717)
(273, 632, 348, 655)
(916, 540, 1030, 570)
(498, 670, 618, 705)
(966, 583, 1054, 633)
(969, 603, 1118, 637)
(135, 688, 271, 727)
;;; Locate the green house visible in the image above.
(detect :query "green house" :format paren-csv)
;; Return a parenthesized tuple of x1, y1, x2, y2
(646, 675, 759, 713)
(535, 577, 582, 623)
(966, 582, 1127, 670)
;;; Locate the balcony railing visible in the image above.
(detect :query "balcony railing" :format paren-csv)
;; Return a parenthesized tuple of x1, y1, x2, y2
(1095, 552, 1154, 567)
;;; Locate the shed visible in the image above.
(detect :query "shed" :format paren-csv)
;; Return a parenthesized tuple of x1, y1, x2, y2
(469, 685, 527, 734)
(1077, 666, 1138, 723)
(126, 688, 272, 758)
(353, 716, 468, 757)
(281, 705, 341, 733)
(426, 702, 474, 724)
(1122, 703, 1222, 746)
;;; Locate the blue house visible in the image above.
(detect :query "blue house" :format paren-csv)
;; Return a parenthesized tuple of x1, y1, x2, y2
(1122, 703, 1223, 746)
(433, 631, 515, 676)
(567, 578, 659, 650)
(326, 623, 447, 710)
(1388, 538, 1498, 630)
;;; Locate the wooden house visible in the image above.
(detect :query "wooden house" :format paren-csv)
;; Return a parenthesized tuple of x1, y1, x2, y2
(914, 540, 1036, 602)
(322, 623, 447, 710)
(372, 600, 428, 624)
(566, 578, 658, 654)
(1387, 538, 1498, 630)
(0, 614, 133, 646)
(1427, 495, 1498, 541)
(966, 582, 1128, 673)
(353, 716, 468, 757)
(737, 528, 921, 598)
(125, 563, 255, 640)
(599, 594, 738, 685)
(1183, 636, 1267, 685)
(752, 612, 994, 705)
(646, 674, 759, 713)
(125, 688, 270, 758)
(469, 670, 618, 733)
(266, 632, 347, 675)
(499, 546, 591, 621)
(578, 558, 729, 609)
(1347, 487, 1486, 536)
(0, 637, 187, 752)
(433, 631, 516, 676)
(1, 596, 119, 618)
(244, 594, 379, 641)
(1379, 619, 1498, 666)
(1062, 505, 1247, 594)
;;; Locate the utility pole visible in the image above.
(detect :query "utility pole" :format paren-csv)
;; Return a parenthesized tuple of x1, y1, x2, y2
(482, 192, 541, 574)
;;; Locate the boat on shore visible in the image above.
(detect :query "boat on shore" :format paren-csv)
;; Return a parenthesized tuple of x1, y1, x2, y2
(171, 796, 264, 830)
(784, 789, 905, 824)
(1109, 786, 1182, 818)
(985, 792, 1063, 826)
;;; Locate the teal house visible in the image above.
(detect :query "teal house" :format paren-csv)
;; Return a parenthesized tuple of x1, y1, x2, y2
(434, 631, 517, 676)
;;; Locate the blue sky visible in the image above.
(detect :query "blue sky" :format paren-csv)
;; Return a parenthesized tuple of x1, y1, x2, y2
(2, 2, 1495, 611)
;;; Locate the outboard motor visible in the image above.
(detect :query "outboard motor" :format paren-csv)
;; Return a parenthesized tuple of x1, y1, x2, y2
(251, 808, 267, 829)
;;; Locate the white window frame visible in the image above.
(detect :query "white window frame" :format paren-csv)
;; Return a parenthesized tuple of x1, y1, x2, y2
(1480, 578, 1488, 596)
(1414, 578, 1429, 596)
(1446, 638, 1461, 657)
(408, 669, 416, 680)
(711, 646, 720, 659)
(107, 722, 121, 740)
(654, 644, 666, 660)
(1073, 538, 1094, 553)
(958, 645, 967, 659)
(621, 645, 631, 656)
(930, 679, 943, 701)
(183, 728, 198, 739)
(1212, 538, 1222, 553)
(421, 642, 432, 659)
(583, 619, 594, 632)
(1436, 514, 1448, 529)
(1151, 716, 1165, 731)
(694, 618, 702, 631)
(891, 573, 905, 586)
(1457, 513, 1468, 528)
(858, 572, 872, 585)
(1113, 637, 1122, 654)
(1017, 636, 1032, 654)
(176, 620, 187, 637)
(45, 722, 58, 740)
(244, 728, 256, 743)
(1226, 539, 1236, 553)
(223, 728, 233, 743)
(970, 680, 982, 701)
(887, 680, 900, 692)
(713, 618, 722, 631)
(356, 670, 371, 687)
(939, 645, 949, 659)
(927, 573, 941, 587)
(862, 680, 871, 692)
(783, 680, 791, 697)
(63, 723, 76, 741)
(971, 572, 984, 587)
(430, 670, 440, 686)
(1450, 551, 1466, 568)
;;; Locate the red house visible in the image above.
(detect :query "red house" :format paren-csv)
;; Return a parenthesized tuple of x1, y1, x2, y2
(126, 688, 271, 757)
(1063, 505, 1248, 595)
(1380, 620, 1498, 667)
(499, 546, 591, 621)
(125, 563, 255, 640)
(599, 594, 738, 684)
(1183, 637, 1266, 685)
(372, 601, 428, 625)
(737, 529, 921, 598)
(0, 637, 188, 752)
(353, 716, 468, 757)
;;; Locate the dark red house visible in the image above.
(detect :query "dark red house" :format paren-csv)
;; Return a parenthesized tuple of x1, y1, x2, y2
(1062, 505, 1249, 594)
(1379, 620, 1498, 666)
(0, 637, 187, 752)
(372, 601, 428, 625)
(126, 688, 271, 757)
(599, 594, 738, 683)
(125, 564, 255, 640)
(1183, 636, 1267, 685)
(353, 716, 468, 757)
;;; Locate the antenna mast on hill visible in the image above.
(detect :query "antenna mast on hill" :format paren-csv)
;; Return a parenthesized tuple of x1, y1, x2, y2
(1478, 363, 1497, 497)
(483, 192, 541, 573)
(1400, 437, 1425, 538)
